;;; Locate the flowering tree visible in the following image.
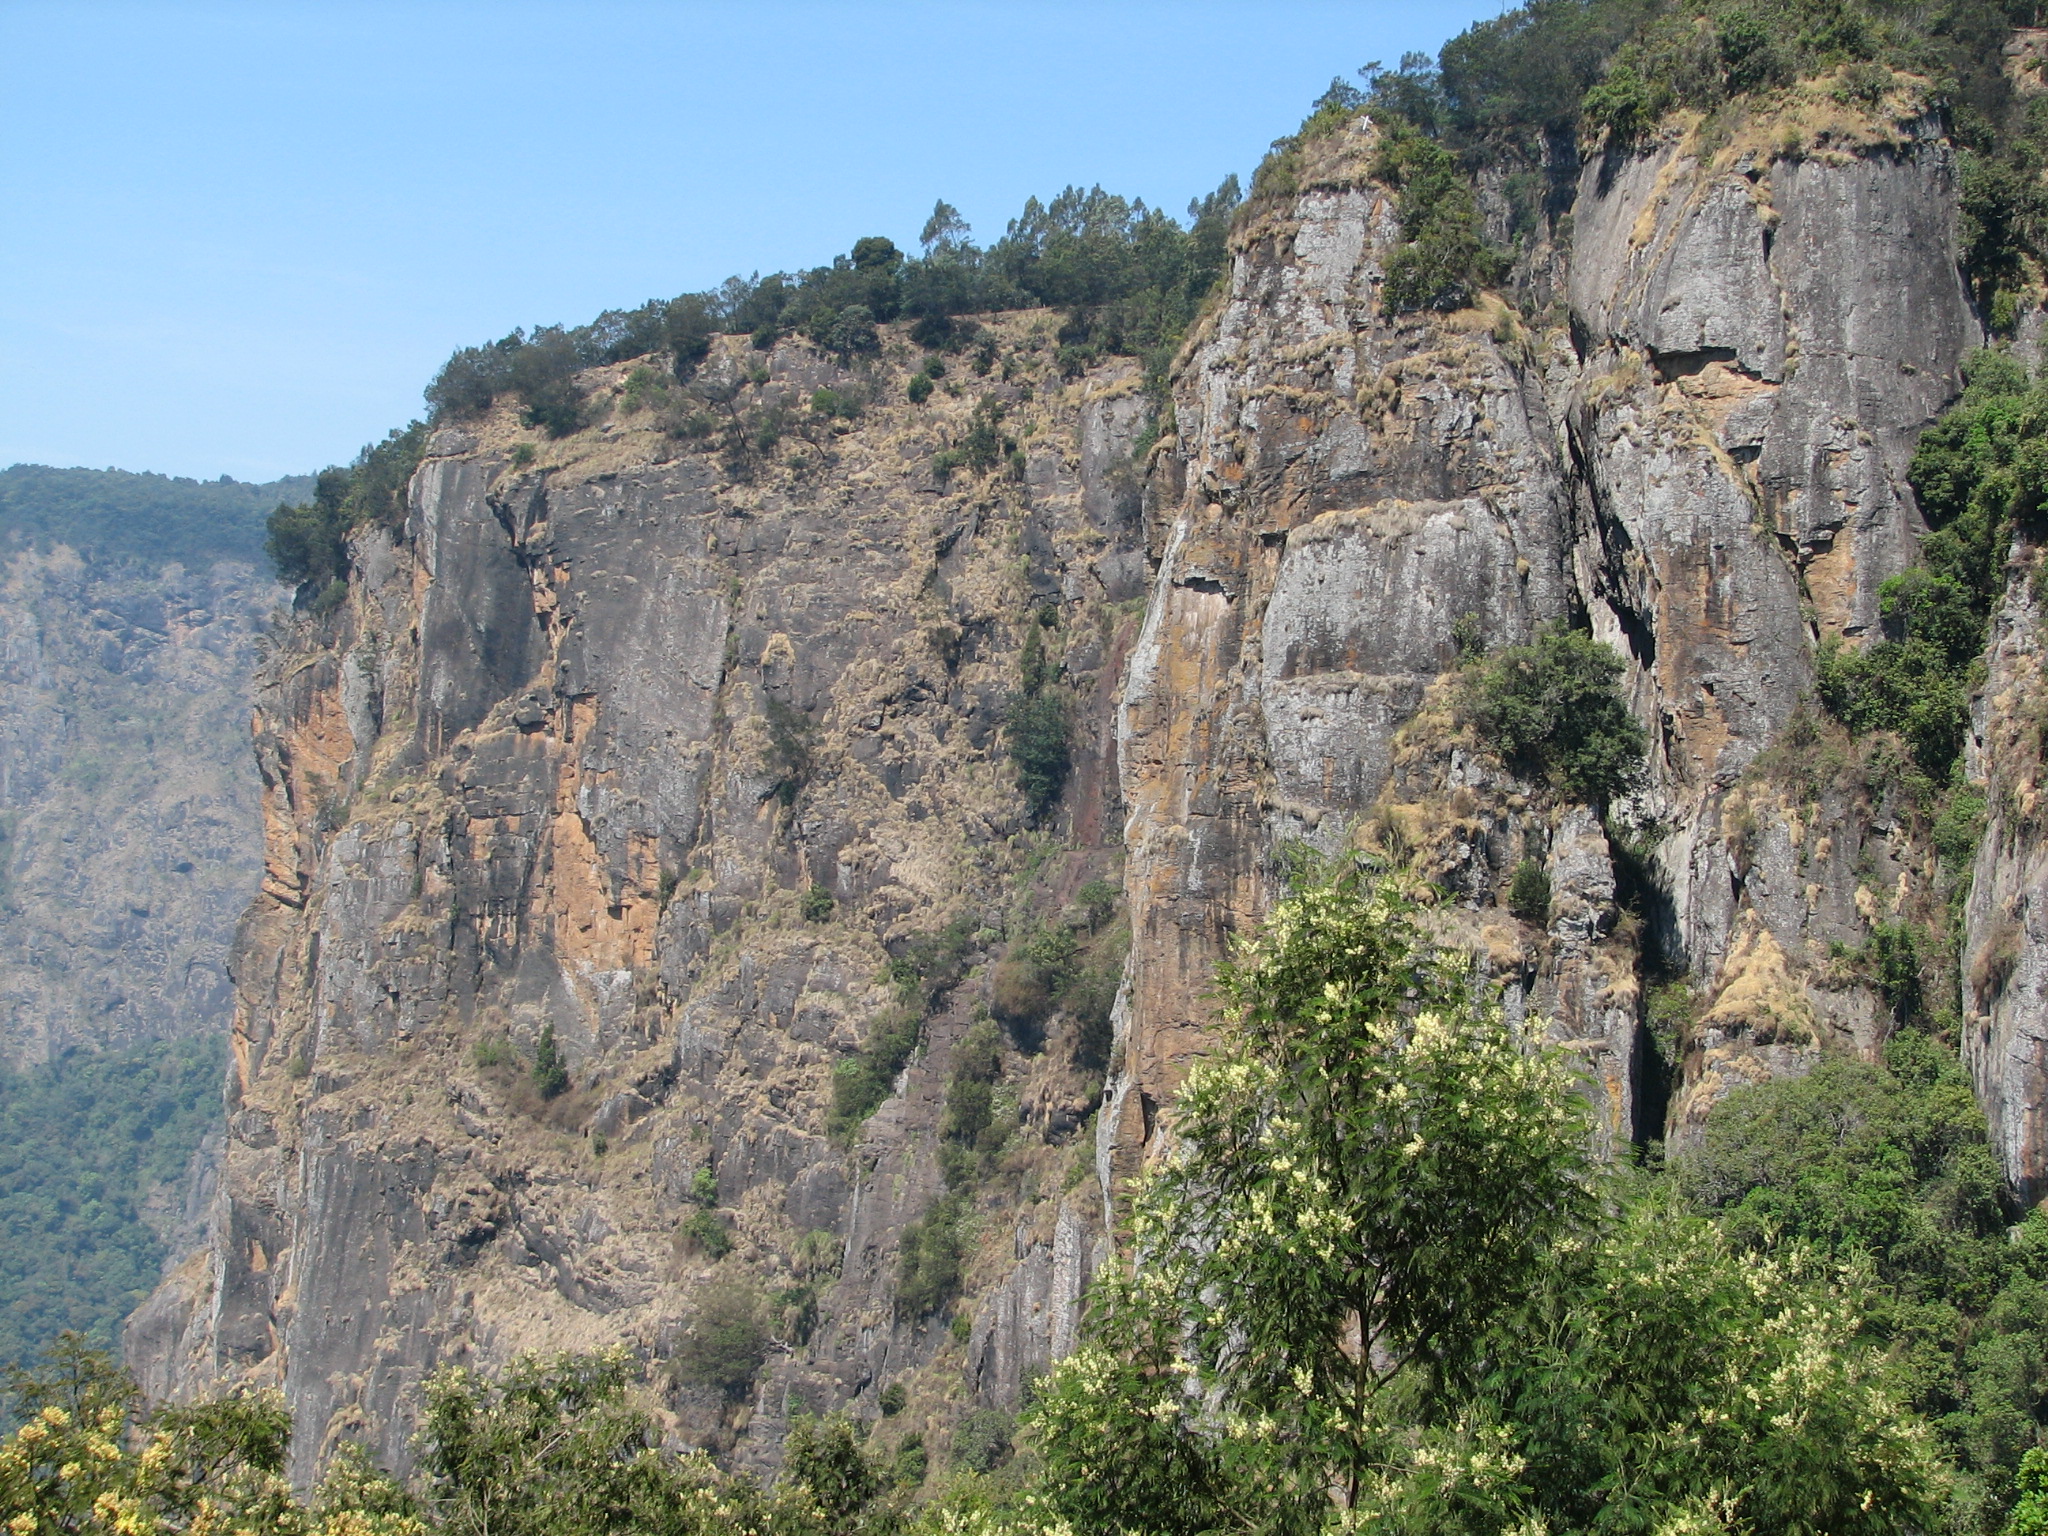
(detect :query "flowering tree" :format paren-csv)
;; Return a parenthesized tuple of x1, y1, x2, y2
(1029, 864, 1950, 1534)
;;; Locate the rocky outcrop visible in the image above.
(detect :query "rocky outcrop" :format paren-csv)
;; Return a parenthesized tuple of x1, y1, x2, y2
(0, 547, 278, 1066)
(133, 331, 1131, 1482)
(1108, 109, 1979, 1181)
(141, 96, 2021, 1482)
(1965, 559, 2048, 1202)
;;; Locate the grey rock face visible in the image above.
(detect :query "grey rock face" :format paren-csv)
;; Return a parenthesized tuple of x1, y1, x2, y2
(0, 548, 280, 1066)
(1110, 115, 1983, 1184)
(132, 335, 1149, 1482)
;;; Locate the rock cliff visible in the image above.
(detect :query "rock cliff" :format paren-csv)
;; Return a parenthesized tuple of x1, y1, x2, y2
(131, 329, 1137, 1482)
(1112, 104, 1978, 1187)
(139, 92, 2027, 1481)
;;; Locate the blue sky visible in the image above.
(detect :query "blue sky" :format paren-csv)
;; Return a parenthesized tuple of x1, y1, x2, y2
(1, 1, 1505, 481)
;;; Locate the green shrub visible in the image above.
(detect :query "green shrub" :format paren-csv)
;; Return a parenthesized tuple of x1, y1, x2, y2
(1817, 636, 1973, 780)
(783, 1414, 883, 1527)
(1005, 621, 1073, 821)
(471, 1036, 513, 1070)
(263, 425, 426, 596)
(1508, 857, 1552, 925)
(962, 396, 1010, 473)
(1463, 624, 1646, 804)
(893, 1433, 929, 1487)
(829, 1006, 922, 1141)
(689, 1166, 719, 1207)
(1372, 122, 1500, 314)
(620, 365, 669, 412)
(879, 1382, 907, 1417)
(679, 1208, 732, 1261)
(671, 1280, 765, 1397)
(532, 1023, 569, 1100)
(951, 1409, 1015, 1473)
(897, 1194, 968, 1319)
(1933, 787, 1988, 878)
(906, 372, 933, 404)
(1581, 62, 1664, 144)
(938, 1019, 1007, 1190)
(1075, 878, 1120, 929)
(1676, 1032, 2043, 1529)
(1812, 356, 2046, 778)
(763, 696, 815, 806)
(801, 883, 835, 923)
(810, 386, 861, 420)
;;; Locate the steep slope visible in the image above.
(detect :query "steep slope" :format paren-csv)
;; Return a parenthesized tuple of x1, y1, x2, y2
(1113, 103, 1979, 1189)
(136, 86, 2027, 1487)
(130, 329, 1143, 1482)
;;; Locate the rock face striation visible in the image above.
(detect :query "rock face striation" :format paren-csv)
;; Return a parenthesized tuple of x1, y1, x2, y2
(1112, 112, 1978, 1185)
(139, 101, 2033, 1479)
(0, 546, 278, 1067)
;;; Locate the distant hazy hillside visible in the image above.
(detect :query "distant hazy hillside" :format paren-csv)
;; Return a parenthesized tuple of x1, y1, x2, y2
(0, 463, 313, 566)
(0, 464, 291, 1378)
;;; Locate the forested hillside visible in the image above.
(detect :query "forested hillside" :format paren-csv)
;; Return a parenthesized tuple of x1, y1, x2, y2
(0, 1037, 224, 1384)
(0, 464, 310, 567)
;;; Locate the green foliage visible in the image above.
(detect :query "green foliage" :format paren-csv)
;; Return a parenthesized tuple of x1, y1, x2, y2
(0, 1035, 225, 1379)
(420, 1350, 735, 1536)
(1820, 351, 2048, 777)
(878, 1383, 907, 1417)
(1004, 619, 1072, 822)
(950, 1410, 1014, 1474)
(470, 1036, 512, 1070)
(264, 424, 427, 598)
(1581, 60, 1665, 142)
(782, 1414, 882, 1533)
(1372, 121, 1501, 313)
(688, 1165, 719, 1208)
(1678, 1033, 2048, 1531)
(424, 175, 1240, 442)
(531, 1023, 568, 1100)
(1003, 694, 1071, 819)
(896, 1194, 968, 1321)
(679, 1207, 732, 1261)
(2011, 1447, 2048, 1536)
(1938, 787, 1991, 877)
(906, 372, 934, 405)
(801, 882, 835, 923)
(937, 1019, 1008, 1190)
(1030, 863, 1950, 1533)
(1508, 855, 1553, 924)
(764, 695, 816, 807)
(670, 1282, 767, 1399)
(829, 1012, 918, 1140)
(1818, 632, 1976, 780)
(0, 464, 312, 568)
(1, 1337, 326, 1536)
(1463, 623, 1647, 804)
(830, 917, 980, 1140)
(1074, 878, 1119, 929)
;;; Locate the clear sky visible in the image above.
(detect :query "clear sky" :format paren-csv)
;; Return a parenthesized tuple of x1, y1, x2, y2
(1, 1, 1506, 482)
